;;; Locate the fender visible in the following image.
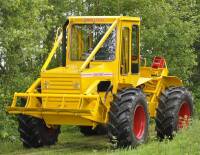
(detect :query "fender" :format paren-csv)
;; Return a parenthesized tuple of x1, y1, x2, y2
(162, 76, 183, 87)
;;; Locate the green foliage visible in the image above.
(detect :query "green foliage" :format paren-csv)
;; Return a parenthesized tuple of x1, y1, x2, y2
(0, 88, 17, 140)
(0, 0, 53, 95)
(0, 0, 54, 140)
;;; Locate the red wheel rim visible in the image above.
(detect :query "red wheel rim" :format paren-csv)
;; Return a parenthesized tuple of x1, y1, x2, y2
(133, 105, 146, 140)
(178, 101, 191, 129)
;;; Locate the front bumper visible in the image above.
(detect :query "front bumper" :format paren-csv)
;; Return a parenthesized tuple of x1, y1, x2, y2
(7, 92, 108, 126)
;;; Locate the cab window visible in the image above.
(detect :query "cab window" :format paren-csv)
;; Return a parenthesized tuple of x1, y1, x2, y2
(121, 27, 130, 75)
(131, 25, 139, 74)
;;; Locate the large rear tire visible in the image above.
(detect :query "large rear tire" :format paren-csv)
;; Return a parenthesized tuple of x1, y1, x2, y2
(18, 115, 60, 148)
(108, 88, 149, 148)
(155, 87, 193, 140)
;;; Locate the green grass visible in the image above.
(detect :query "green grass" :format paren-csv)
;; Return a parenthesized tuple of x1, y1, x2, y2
(1, 120, 200, 155)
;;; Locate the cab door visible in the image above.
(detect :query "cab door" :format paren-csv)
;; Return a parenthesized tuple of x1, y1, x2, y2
(119, 22, 131, 85)
(131, 25, 140, 74)
(119, 22, 140, 86)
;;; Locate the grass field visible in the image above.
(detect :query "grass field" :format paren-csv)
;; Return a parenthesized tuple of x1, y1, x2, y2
(0, 120, 200, 155)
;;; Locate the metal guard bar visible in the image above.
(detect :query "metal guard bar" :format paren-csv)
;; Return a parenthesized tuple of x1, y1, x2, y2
(7, 93, 99, 116)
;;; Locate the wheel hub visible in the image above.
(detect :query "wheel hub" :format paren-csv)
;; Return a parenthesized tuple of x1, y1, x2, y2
(133, 105, 146, 140)
(178, 101, 191, 129)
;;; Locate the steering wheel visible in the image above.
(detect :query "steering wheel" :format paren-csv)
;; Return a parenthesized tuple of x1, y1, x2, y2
(81, 51, 90, 60)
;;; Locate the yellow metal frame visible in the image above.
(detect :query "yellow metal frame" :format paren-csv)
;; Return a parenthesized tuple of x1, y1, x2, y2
(7, 16, 183, 127)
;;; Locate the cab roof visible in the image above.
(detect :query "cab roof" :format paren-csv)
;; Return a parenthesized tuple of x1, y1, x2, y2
(68, 16, 141, 24)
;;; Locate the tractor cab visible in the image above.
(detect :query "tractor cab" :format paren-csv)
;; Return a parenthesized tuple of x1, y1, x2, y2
(62, 16, 142, 88)
(40, 16, 143, 96)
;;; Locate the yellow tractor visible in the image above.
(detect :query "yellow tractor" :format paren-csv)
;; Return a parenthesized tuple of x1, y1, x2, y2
(7, 16, 193, 148)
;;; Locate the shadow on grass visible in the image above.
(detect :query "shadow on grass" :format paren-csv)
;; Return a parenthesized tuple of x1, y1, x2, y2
(54, 134, 112, 153)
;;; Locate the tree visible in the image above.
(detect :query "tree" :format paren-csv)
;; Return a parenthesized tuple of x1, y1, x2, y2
(0, 0, 53, 139)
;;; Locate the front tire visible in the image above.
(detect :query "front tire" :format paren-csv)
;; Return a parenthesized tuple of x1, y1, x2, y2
(108, 88, 149, 148)
(155, 87, 193, 140)
(18, 115, 60, 148)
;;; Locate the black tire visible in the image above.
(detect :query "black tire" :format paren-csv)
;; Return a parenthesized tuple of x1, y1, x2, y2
(79, 125, 107, 136)
(108, 88, 149, 148)
(18, 114, 60, 148)
(155, 87, 193, 140)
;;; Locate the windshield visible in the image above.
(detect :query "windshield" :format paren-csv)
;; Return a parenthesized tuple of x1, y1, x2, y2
(70, 24, 116, 61)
